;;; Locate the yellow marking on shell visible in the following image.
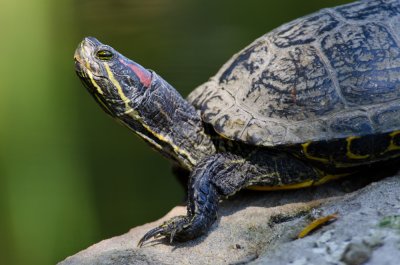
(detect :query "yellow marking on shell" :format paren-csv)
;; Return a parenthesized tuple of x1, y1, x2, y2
(346, 136, 369, 159)
(247, 180, 315, 191)
(312, 172, 349, 185)
(298, 214, 338, 239)
(386, 130, 400, 152)
(301, 142, 330, 164)
(247, 173, 349, 191)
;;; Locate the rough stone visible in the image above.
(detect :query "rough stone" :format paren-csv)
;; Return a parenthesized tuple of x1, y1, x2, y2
(58, 174, 400, 265)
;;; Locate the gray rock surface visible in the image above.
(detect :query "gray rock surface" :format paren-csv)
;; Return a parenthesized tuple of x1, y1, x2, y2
(58, 174, 400, 265)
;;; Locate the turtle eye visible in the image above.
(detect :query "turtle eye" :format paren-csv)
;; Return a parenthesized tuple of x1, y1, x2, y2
(96, 49, 114, 61)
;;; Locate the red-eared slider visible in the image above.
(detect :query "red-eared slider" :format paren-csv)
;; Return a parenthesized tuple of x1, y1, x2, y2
(74, 0, 400, 246)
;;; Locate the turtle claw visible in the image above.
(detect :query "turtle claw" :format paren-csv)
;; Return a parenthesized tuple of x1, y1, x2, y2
(137, 226, 165, 247)
(137, 216, 190, 247)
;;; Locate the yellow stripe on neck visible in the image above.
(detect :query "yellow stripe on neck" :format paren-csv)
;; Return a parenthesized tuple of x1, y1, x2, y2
(123, 108, 198, 169)
(102, 64, 198, 169)
(104, 63, 130, 107)
(84, 58, 104, 95)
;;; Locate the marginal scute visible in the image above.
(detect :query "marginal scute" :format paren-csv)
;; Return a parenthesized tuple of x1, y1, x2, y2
(212, 106, 252, 140)
(286, 120, 329, 144)
(329, 111, 373, 137)
(346, 135, 373, 159)
(334, 0, 400, 21)
(271, 12, 339, 48)
(370, 103, 400, 132)
(188, 81, 216, 111)
(200, 88, 235, 124)
(241, 119, 286, 146)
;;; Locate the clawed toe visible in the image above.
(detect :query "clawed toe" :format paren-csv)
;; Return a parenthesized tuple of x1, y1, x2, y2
(137, 226, 165, 247)
(137, 216, 189, 247)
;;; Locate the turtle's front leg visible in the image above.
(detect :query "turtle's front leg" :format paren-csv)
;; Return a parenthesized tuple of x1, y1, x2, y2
(138, 153, 246, 246)
(138, 151, 320, 246)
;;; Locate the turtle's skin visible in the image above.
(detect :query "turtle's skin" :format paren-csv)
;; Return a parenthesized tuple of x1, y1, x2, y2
(74, 0, 400, 246)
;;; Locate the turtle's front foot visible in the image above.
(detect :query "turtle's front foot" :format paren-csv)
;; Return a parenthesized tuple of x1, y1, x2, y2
(138, 155, 230, 247)
(138, 215, 191, 247)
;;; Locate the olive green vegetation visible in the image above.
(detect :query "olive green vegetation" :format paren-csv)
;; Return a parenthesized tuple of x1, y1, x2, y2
(0, 0, 352, 264)
(379, 215, 400, 231)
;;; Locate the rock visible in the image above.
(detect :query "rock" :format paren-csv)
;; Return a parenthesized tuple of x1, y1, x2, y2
(58, 174, 400, 265)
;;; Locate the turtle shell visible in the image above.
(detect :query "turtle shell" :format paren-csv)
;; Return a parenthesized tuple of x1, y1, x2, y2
(188, 0, 400, 147)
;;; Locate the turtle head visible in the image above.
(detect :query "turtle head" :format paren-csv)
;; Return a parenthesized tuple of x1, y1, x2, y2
(74, 37, 215, 169)
(74, 37, 152, 117)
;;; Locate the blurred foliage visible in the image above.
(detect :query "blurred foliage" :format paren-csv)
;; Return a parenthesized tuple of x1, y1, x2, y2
(0, 0, 351, 264)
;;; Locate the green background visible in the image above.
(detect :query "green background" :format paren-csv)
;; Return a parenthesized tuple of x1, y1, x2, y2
(0, 0, 352, 264)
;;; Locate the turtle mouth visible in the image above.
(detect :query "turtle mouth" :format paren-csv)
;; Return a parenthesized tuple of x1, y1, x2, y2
(73, 53, 99, 78)
(74, 59, 96, 92)
(74, 59, 85, 77)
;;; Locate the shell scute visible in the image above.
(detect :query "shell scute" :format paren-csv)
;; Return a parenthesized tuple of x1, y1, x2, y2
(271, 12, 339, 48)
(334, 0, 400, 22)
(321, 23, 400, 106)
(241, 119, 286, 146)
(187, 0, 400, 146)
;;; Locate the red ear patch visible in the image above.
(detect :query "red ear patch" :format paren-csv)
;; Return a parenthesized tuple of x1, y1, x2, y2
(119, 59, 152, 88)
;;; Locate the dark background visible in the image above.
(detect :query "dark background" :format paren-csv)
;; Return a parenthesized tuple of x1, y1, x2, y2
(0, 0, 352, 264)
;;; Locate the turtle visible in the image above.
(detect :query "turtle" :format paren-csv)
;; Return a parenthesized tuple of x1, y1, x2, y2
(74, 0, 400, 247)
